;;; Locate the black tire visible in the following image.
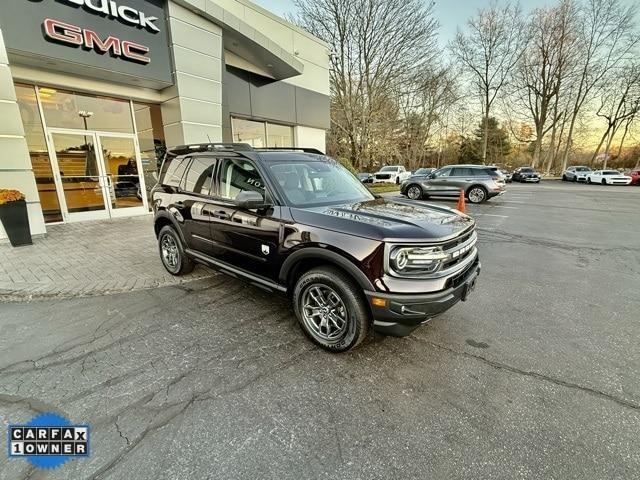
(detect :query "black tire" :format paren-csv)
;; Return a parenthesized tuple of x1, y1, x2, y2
(587, 177, 592, 184)
(601, 179, 607, 185)
(466, 185, 488, 204)
(562, 175, 567, 181)
(395, 177, 400, 185)
(293, 266, 370, 352)
(158, 225, 195, 275)
(572, 176, 577, 182)
(406, 184, 423, 200)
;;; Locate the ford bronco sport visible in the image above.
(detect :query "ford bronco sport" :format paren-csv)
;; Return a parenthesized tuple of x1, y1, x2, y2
(152, 144, 480, 352)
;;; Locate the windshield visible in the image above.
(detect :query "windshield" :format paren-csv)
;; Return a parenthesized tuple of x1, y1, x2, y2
(576, 167, 591, 172)
(270, 160, 375, 207)
(380, 166, 399, 172)
(414, 168, 430, 175)
(520, 168, 534, 173)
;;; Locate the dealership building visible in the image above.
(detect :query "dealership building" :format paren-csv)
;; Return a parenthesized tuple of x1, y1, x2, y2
(0, 0, 329, 240)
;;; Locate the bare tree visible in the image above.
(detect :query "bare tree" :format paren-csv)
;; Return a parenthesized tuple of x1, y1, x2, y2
(449, 1, 525, 164)
(590, 63, 640, 167)
(291, 0, 438, 168)
(397, 65, 460, 169)
(511, 0, 577, 169)
(558, 0, 639, 171)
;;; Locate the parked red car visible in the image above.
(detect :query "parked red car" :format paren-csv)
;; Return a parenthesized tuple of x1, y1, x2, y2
(624, 170, 640, 185)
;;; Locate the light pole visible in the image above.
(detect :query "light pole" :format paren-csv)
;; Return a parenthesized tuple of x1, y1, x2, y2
(78, 110, 95, 175)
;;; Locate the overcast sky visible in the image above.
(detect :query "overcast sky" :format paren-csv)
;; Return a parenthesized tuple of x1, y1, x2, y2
(252, 0, 637, 45)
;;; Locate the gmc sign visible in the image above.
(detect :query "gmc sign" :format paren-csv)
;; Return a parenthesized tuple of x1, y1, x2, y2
(44, 18, 150, 64)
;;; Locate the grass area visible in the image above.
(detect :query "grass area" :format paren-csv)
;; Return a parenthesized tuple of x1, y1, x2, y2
(367, 182, 400, 194)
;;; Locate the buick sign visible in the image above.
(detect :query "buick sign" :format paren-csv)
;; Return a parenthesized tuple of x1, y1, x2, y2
(58, 0, 161, 33)
(0, 0, 172, 87)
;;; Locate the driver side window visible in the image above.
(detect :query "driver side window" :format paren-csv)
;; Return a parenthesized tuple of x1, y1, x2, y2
(217, 158, 267, 201)
(433, 168, 451, 178)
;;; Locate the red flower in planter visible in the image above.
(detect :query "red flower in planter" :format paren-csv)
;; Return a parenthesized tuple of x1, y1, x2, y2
(0, 189, 26, 205)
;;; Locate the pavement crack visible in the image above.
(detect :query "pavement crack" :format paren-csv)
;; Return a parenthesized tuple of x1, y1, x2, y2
(114, 417, 131, 446)
(417, 338, 640, 412)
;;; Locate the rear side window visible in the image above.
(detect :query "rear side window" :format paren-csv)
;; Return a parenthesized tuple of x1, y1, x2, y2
(163, 157, 191, 188)
(183, 157, 216, 195)
(452, 168, 475, 177)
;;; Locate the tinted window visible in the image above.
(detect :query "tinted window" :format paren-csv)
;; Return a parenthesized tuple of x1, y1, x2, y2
(451, 168, 473, 177)
(183, 157, 216, 195)
(433, 168, 451, 178)
(163, 157, 191, 188)
(380, 166, 399, 172)
(520, 168, 534, 173)
(218, 158, 266, 200)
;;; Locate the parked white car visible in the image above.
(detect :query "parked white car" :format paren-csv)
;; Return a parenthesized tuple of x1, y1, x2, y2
(586, 170, 632, 185)
(373, 165, 411, 184)
(562, 166, 592, 182)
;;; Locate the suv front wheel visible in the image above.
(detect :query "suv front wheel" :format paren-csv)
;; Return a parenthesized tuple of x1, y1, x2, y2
(293, 267, 370, 352)
(158, 225, 195, 275)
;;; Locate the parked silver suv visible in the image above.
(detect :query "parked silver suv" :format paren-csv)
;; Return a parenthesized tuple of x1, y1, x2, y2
(400, 165, 506, 204)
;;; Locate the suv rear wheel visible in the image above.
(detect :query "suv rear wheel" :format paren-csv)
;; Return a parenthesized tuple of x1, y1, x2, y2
(158, 225, 195, 275)
(293, 267, 370, 352)
(467, 186, 487, 204)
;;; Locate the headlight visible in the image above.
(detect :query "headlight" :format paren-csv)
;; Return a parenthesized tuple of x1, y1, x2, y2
(389, 246, 449, 275)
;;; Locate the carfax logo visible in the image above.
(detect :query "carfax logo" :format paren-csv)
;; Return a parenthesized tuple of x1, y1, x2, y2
(8, 412, 90, 470)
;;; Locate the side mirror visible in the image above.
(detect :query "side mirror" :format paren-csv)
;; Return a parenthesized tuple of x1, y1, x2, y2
(235, 190, 270, 209)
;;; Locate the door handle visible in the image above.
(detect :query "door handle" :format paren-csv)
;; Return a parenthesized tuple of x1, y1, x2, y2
(213, 210, 230, 220)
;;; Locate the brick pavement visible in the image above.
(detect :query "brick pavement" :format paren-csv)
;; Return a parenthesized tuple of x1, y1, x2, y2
(0, 215, 213, 301)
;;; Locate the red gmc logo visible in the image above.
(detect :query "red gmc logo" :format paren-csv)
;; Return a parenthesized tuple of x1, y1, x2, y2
(43, 18, 150, 64)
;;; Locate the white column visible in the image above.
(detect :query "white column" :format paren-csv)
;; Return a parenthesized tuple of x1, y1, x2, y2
(0, 28, 46, 241)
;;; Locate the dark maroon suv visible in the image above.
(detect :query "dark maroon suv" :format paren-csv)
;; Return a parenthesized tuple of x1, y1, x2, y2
(151, 144, 480, 352)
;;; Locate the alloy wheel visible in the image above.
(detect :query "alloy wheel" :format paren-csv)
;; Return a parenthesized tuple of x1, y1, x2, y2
(468, 187, 486, 203)
(161, 233, 180, 270)
(407, 186, 421, 200)
(301, 284, 348, 343)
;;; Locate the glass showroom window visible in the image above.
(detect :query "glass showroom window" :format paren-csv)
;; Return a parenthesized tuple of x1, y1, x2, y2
(266, 122, 293, 147)
(38, 87, 134, 133)
(232, 117, 294, 148)
(232, 118, 266, 147)
(14, 83, 63, 223)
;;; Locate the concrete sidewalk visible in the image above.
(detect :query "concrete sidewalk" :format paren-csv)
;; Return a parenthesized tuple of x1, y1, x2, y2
(0, 215, 212, 301)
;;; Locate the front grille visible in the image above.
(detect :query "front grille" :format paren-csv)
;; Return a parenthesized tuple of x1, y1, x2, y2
(446, 257, 479, 289)
(375, 174, 391, 179)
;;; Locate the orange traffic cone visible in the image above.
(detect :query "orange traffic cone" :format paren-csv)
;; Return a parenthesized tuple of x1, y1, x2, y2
(456, 189, 466, 213)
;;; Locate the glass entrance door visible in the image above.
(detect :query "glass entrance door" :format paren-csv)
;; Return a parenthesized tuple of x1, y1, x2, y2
(47, 129, 148, 222)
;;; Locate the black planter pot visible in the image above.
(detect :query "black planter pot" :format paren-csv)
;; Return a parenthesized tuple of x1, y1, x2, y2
(0, 200, 33, 247)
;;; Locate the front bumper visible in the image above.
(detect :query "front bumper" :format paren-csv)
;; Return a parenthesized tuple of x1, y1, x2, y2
(365, 258, 481, 337)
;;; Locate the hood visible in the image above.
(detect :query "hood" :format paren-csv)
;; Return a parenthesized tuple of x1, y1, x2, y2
(290, 197, 474, 242)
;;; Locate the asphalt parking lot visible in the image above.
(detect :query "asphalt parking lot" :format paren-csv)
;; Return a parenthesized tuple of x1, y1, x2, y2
(1, 181, 639, 479)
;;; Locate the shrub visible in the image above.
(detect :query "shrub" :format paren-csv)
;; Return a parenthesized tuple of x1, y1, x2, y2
(0, 189, 25, 205)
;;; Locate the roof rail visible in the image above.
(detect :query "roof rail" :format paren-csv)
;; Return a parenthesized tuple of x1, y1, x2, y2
(256, 147, 325, 155)
(169, 143, 254, 155)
